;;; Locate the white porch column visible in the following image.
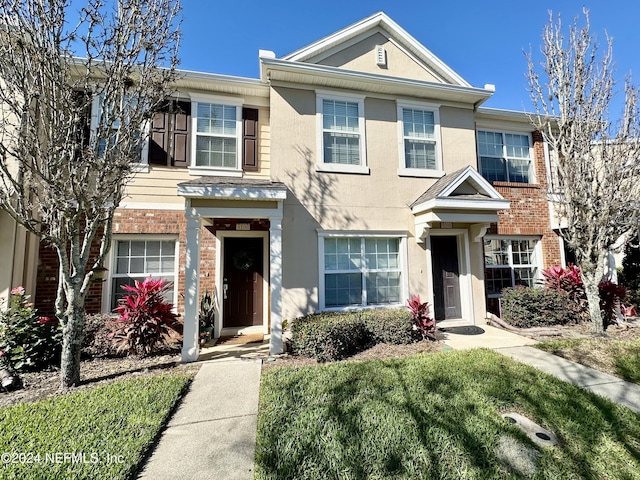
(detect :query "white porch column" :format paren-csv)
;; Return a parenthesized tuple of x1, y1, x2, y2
(269, 217, 283, 355)
(181, 211, 201, 363)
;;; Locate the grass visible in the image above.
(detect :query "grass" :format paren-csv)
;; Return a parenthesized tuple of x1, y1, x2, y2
(256, 349, 640, 480)
(0, 373, 192, 479)
(537, 337, 640, 383)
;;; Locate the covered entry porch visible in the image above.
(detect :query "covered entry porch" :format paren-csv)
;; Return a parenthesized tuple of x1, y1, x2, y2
(411, 167, 510, 325)
(177, 178, 287, 362)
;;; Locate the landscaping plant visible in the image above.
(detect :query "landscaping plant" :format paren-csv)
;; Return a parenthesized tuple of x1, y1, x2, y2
(501, 286, 583, 327)
(406, 294, 436, 341)
(0, 287, 61, 371)
(111, 278, 182, 356)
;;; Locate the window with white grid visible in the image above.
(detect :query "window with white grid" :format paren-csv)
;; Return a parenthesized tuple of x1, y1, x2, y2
(483, 237, 539, 297)
(316, 93, 367, 173)
(478, 130, 533, 183)
(110, 238, 177, 309)
(397, 103, 442, 176)
(321, 236, 405, 308)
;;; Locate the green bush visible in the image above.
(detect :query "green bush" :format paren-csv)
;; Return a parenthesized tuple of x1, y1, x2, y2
(289, 309, 416, 362)
(360, 309, 414, 345)
(0, 286, 61, 371)
(501, 286, 583, 328)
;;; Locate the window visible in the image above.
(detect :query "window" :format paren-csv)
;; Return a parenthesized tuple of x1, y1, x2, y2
(397, 103, 443, 177)
(193, 101, 241, 169)
(316, 93, 368, 174)
(110, 238, 177, 309)
(484, 237, 539, 297)
(321, 236, 405, 308)
(478, 130, 533, 183)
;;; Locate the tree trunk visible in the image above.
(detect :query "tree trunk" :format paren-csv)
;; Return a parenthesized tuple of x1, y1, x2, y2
(583, 273, 604, 335)
(60, 295, 86, 388)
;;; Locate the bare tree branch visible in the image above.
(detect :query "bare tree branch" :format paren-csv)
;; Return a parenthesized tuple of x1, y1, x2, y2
(526, 9, 640, 334)
(0, 0, 181, 386)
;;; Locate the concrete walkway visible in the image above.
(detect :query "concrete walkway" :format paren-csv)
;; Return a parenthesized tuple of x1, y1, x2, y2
(138, 357, 263, 480)
(442, 324, 640, 413)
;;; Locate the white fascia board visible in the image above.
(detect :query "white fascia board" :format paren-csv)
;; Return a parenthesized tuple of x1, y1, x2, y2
(177, 185, 287, 200)
(439, 166, 505, 200)
(411, 197, 510, 215)
(261, 58, 492, 103)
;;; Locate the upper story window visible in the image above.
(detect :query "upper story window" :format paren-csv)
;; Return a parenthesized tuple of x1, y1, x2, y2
(478, 130, 533, 183)
(192, 97, 243, 174)
(397, 102, 443, 177)
(316, 92, 368, 174)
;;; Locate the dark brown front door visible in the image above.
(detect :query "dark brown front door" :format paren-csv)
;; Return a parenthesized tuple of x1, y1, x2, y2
(431, 236, 462, 321)
(223, 237, 264, 327)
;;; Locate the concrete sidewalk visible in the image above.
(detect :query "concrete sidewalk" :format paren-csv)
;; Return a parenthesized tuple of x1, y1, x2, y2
(138, 358, 262, 480)
(442, 324, 640, 413)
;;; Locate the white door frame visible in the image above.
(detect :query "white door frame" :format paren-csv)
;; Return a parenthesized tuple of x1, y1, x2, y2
(425, 229, 474, 324)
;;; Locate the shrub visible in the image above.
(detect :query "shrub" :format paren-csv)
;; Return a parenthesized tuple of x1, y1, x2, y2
(82, 313, 121, 358)
(289, 312, 370, 362)
(111, 277, 182, 356)
(0, 287, 61, 371)
(360, 308, 415, 345)
(289, 309, 418, 362)
(501, 286, 583, 328)
(406, 295, 436, 341)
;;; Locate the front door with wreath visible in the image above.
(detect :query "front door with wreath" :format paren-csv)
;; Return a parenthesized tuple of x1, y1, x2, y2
(222, 237, 264, 327)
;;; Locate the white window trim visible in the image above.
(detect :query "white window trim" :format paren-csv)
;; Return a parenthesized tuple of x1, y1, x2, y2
(316, 91, 369, 175)
(189, 94, 244, 177)
(477, 129, 535, 184)
(484, 235, 542, 298)
(102, 235, 180, 314)
(317, 231, 408, 311)
(396, 101, 444, 178)
(90, 94, 150, 173)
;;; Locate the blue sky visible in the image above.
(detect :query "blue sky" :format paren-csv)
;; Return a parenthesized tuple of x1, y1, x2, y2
(177, 0, 640, 112)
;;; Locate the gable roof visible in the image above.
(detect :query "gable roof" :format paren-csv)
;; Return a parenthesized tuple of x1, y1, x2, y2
(411, 166, 509, 213)
(282, 12, 470, 87)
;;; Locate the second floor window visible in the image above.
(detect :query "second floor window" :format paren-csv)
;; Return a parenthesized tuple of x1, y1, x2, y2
(316, 93, 368, 174)
(194, 102, 241, 169)
(478, 130, 533, 183)
(397, 102, 442, 177)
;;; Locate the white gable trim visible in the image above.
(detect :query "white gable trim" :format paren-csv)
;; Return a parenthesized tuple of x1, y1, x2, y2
(282, 12, 471, 87)
(439, 166, 504, 199)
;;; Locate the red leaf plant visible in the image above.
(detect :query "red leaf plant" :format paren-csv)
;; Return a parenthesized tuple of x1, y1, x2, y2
(111, 277, 181, 356)
(407, 295, 437, 341)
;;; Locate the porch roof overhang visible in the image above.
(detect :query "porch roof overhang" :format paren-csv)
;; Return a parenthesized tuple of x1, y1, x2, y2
(177, 177, 287, 201)
(411, 166, 510, 243)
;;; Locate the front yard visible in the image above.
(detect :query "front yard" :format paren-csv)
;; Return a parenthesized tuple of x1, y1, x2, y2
(0, 373, 192, 479)
(256, 349, 640, 479)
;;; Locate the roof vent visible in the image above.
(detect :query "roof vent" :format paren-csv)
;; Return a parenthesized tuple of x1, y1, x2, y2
(375, 45, 387, 67)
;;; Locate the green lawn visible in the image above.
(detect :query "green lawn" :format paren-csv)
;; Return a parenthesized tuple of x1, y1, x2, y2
(256, 349, 640, 480)
(537, 337, 640, 383)
(0, 373, 192, 479)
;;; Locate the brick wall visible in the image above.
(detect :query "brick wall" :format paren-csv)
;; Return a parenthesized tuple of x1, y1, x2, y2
(489, 130, 562, 268)
(35, 208, 217, 318)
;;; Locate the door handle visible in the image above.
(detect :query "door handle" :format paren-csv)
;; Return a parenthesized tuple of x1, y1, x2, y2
(223, 283, 228, 300)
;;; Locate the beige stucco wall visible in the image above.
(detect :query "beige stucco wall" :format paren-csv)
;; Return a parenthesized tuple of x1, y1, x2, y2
(318, 32, 442, 83)
(270, 84, 485, 321)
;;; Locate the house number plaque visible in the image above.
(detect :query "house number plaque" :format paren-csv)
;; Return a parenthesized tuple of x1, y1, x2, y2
(236, 223, 251, 231)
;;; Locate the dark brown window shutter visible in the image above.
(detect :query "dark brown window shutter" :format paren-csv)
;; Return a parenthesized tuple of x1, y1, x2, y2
(242, 107, 259, 171)
(148, 99, 191, 167)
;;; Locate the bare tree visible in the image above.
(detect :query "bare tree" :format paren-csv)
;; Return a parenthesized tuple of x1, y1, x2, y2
(527, 10, 640, 334)
(0, 0, 181, 387)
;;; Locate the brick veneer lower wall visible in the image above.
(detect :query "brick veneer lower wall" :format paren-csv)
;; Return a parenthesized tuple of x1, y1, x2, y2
(35, 208, 217, 318)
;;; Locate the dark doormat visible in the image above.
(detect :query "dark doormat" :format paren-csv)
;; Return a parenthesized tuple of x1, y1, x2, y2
(439, 326, 485, 335)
